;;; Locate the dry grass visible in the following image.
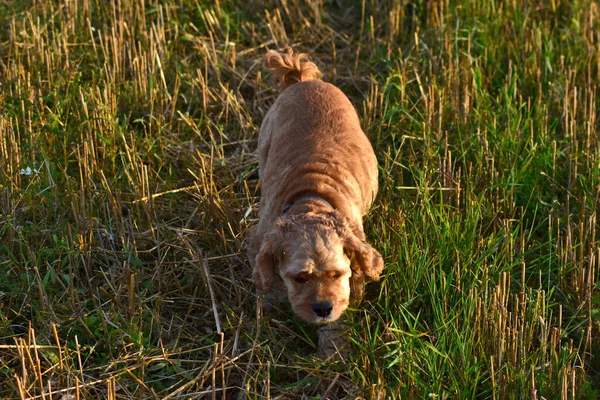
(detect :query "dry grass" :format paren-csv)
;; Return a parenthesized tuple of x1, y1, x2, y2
(0, 0, 598, 398)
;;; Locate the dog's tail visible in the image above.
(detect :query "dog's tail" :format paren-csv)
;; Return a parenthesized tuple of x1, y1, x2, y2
(264, 49, 322, 89)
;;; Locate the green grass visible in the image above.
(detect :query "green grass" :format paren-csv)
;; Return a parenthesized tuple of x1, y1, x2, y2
(0, 0, 599, 398)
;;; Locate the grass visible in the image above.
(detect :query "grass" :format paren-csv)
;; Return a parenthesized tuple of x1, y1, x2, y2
(0, 0, 598, 398)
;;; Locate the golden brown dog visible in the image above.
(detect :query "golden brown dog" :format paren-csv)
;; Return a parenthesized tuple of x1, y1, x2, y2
(247, 49, 383, 324)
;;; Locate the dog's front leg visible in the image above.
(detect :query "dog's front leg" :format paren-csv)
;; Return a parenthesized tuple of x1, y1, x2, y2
(316, 317, 350, 360)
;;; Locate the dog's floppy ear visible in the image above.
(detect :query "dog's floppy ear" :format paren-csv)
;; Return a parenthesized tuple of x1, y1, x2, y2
(253, 219, 285, 292)
(333, 212, 383, 282)
(345, 233, 383, 282)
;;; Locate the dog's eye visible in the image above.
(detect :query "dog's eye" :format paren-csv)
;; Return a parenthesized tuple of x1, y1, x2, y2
(332, 274, 341, 280)
(294, 276, 308, 284)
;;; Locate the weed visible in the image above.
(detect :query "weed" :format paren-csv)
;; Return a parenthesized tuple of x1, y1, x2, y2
(0, 0, 598, 398)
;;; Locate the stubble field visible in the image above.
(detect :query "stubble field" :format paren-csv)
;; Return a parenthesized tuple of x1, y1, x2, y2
(0, 0, 599, 398)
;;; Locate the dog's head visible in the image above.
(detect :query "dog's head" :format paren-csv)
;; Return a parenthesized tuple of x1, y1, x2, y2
(253, 210, 383, 324)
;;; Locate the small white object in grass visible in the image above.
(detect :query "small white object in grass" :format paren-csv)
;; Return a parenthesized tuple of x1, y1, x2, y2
(19, 166, 40, 175)
(240, 206, 253, 223)
(99, 229, 115, 243)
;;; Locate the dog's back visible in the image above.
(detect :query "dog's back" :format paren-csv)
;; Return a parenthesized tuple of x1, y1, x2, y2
(258, 50, 378, 227)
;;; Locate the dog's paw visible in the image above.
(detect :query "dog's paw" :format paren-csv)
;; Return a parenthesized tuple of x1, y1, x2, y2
(316, 321, 349, 360)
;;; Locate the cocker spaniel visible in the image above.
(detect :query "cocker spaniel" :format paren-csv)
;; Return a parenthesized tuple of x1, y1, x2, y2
(247, 49, 383, 325)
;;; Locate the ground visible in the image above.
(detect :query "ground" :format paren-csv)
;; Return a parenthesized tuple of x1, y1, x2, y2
(0, 0, 599, 398)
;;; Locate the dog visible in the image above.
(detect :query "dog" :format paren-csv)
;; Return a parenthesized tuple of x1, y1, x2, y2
(247, 49, 383, 326)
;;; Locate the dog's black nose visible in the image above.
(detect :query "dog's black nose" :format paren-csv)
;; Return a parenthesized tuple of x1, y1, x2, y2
(312, 301, 333, 318)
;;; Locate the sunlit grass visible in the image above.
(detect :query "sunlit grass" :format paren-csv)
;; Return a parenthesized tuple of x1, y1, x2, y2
(0, 0, 598, 398)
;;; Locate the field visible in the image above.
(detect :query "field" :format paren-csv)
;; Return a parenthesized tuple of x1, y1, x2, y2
(0, 0, 599, 398)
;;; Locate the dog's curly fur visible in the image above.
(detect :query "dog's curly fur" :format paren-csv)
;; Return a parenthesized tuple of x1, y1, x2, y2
(247, 49, 383, 324)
